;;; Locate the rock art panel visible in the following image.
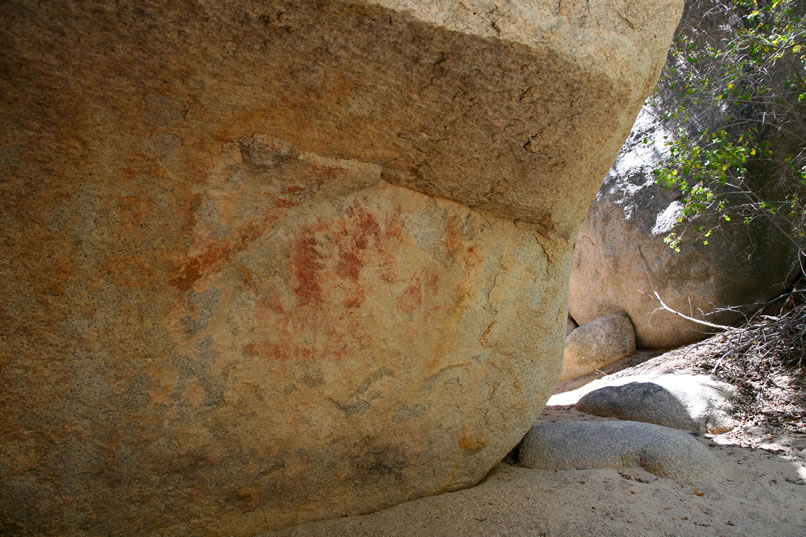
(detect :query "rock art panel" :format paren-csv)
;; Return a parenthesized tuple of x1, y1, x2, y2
(0, 0, 682, 535)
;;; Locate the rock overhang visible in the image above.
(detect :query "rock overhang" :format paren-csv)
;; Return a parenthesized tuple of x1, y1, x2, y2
(0, 1, 683, 535)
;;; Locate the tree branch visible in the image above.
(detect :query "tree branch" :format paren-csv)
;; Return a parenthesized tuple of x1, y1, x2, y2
(637, 245, 733, 331)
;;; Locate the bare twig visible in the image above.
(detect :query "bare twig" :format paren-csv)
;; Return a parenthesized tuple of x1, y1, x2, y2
(637, 246, 733, 331)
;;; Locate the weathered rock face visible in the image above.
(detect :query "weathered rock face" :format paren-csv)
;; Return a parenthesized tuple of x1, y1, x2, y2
(0, 1, 682, 535)
(569, 106, 799, 349)
(560, 313, 636, 382)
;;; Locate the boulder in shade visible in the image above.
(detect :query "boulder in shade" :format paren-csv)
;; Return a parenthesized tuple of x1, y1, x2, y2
(560, 313, 636, 381)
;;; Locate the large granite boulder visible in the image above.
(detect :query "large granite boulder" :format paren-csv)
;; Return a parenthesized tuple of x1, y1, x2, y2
(569, 106, 799, 349)
(0, 1, 682, 535)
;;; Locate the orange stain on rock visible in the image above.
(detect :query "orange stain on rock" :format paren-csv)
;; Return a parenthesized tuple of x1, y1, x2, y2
(397, 276, 423, 314)
(243, 340, 314, 361)
(459, 433, 487, 453)
(342, 288, 365, 308)
(464, 246, 482, 266)
(103, 255, 153, 288)
(118, 195, 155, 229)
(145, 365, 179, 407)
(40, 255, 75, 296)
(182, 381, 206, 407)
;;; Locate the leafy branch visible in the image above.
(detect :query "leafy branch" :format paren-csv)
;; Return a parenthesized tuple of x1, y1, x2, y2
(650, 0, 806, 262)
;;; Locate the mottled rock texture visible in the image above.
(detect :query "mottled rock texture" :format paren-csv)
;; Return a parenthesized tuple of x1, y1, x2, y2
(0, 1, 682, 535)
(560, 312, 636, 381)
(519, 420, 724, 483)
(576, 374, 739, 434)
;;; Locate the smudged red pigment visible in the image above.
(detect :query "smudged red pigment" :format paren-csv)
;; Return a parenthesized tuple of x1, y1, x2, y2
(283, 185, 307, 195)
(337, 251, 362, 281)
(306, 164, 346, 186)
(293, 200, 404, 306)
(354, 234, 368, 250)
(293, 229, 324, 306)
(354, 205, 383, 244)
(464, 246, 482, 266)
(384, 211, 404, 242)
(243, 341, 313, 361)
(441, 218, 462, 259)
(170, 216, 270, 291)
(425, 271, 439, 294)
(342, 288, 365, 308)
(244, 197, 407, 362)
(272, 196, 298, 208)
(397, 270, 439, 314)
(120, 151, 164, 184)
(397, 276, 423, 314)
(340, 200, 403, 264)
(180, 193, 202, 236)
(272, 184, 311, 208)
(256, 295, 286, 315)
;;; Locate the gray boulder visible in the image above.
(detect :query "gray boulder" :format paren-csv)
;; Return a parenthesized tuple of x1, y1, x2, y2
(519, 420, 723, 483)
(575, 374, 738, 434)
(560, 313, 636, 381)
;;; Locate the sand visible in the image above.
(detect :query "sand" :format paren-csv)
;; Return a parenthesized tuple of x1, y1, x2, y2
(261, 354, 806, 537)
